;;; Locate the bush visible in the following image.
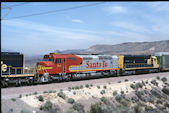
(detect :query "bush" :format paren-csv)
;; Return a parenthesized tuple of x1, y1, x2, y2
(68, 98, 75, 104)
(80, 85, 83, 89)
(68, 87, 71, 90)
(85, 84, 89, 88)
(125, 79, 128, 82)
(72, 102, 85, 113)
(115, 95, 122, 103)
(33, 91, 38, 95)
(97, 85, 100, 89)
(156, 76, 160, 80)
(21, 109, 30, 113)
(40, 100, 52, 111)
(162, 87, 169, 95)
(90, 84, 93, 87)
(11, 98, 16, 102)
(75, 86, 80, 90)
(151, 80, 158, 86)
(103, 85, 107, 89)
(90, 102, 104, 113)
(100, 90, 105, 95)
(73, 91, 76, 95)
(161, 77, 167, 82)
(120, 91, 124, 95)
(66, 108, 79, 113)
(48, 90, 53, 93)
(135, 82, 143, 89)
(130, 84, 136, 89)
(133, 104, 143, 113)
(100, 97, 108, 104)
(113, 91, 118, 96)
(38, 95, 44, 102)
(43, 91, 48, 93)
(57, 91, 66, 99)
(19, 94, 22, 98)
(118, 81, 121, 83)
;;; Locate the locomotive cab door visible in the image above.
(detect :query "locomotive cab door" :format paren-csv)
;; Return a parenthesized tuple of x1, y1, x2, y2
(62, 58, 66, 73)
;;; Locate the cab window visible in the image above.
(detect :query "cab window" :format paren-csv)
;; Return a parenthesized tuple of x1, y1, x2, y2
(55, 59, 61, 64)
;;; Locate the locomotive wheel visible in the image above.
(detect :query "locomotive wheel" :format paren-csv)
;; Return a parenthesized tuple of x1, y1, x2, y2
(16, 79, 21, 86)
(2, 81, 8, 87)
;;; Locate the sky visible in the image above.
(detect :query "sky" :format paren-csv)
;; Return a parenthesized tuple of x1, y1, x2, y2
(1, 2, 169, 56)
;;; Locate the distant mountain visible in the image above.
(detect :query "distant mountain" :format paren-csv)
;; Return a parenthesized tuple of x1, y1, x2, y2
(83, 40, 169, 55)
(2, 40, 169, 66)
(53, 49, 86, 54)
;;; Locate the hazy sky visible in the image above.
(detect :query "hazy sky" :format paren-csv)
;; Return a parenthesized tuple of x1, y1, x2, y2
(1, 2, 169, 55)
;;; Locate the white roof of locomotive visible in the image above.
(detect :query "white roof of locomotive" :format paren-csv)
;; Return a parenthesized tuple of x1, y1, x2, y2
(76, 54, 118, 58)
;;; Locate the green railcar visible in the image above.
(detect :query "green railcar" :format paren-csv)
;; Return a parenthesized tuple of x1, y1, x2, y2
(155, 52, 169, 71)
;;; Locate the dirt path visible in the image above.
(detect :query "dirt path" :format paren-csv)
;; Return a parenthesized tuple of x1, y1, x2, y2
(2, 72, 169, 99)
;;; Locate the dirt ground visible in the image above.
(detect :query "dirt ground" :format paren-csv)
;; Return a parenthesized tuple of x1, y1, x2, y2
(1, 72, 169, 113)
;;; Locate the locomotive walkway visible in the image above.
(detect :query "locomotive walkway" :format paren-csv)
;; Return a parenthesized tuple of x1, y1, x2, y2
(2, 72, 169, 99)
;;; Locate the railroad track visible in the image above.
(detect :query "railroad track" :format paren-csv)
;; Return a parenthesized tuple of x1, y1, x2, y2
(2, 72, 169, 99)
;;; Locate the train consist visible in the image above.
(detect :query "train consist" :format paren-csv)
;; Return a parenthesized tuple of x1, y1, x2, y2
(1, 52, 169, 87)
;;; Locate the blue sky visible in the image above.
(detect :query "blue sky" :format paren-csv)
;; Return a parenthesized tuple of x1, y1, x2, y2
(1, 2, 169, 55)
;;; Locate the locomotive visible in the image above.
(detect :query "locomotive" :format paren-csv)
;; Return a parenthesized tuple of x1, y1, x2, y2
(1, 52, 169, 87)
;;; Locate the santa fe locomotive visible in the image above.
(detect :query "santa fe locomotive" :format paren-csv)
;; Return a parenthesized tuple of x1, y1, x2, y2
(1, 52, 169, 87)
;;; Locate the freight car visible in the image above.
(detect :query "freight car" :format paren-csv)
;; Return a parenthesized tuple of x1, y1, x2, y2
(155, 52, 169, 71)
(1, 52, 34, 87)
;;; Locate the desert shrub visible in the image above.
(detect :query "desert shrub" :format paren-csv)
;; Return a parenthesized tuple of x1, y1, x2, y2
(75, 86, 80, 90)
(113, 90, 118, 96)
(43, 91, 48, 93)
(68, 98, 75, 104)
(133, 103, 143, 113)
(115, 95, 122, 103)
(162, 87, 169, 95)
(53, 90, 56, 93)
(142, 80, 146, 86)
(145, 80, 148, 84)
(33, 91, 38, 95)
(80, 85, 83, 89)
(90, 102, 104, 113)
(48, 90, 53, 93)
(97, 85, 100, 89)
(66, 108, 79, 113)
(19, 94, 22, 98)
(156, 76, 160, 80)
(68, 87, 71, 90)
(11, 98, 16, 102)
(118, 81, 121, 83)
(151, 80, 158, 86)
(72, 102, 85, 113)
(120, 100, 129, 106)
(73, 91, 76, 95)
(135, 91, 144, 99)
(135, 82, 143, 89)
(26, 94, 28, 96)
(103, 85, 107, 89)
(90, 84, 93, 87)
(85, 84, 89, 88)
(161, 77, 167, 82)
(100, 90, 105, 95)
(38, 95, 44, 102)
(40, 100, 52, 111)
(100, 96, 108, 104)
(130, 84, 136, 89)
(151, 89, 163, 98)
(57, 91, 66, 99)
(125, 79, 128, 82)
(21, 109, 30, 113)
(120, 91, 124, 95)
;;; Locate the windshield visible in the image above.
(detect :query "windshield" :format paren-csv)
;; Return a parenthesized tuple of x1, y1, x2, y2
(43, 58, 54, 62)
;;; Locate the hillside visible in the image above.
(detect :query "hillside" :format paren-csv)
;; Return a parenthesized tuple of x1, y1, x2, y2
(84, 40, 169, 55)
